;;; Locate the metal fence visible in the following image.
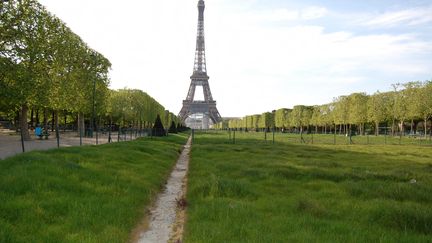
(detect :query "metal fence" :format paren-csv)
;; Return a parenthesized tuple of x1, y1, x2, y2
(0, 127, 155, 160)
(193, 129, 432, 146)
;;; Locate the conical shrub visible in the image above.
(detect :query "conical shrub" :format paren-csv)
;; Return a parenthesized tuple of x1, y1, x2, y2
(168, 121, 178, 134)
(152, 114, 166, 137)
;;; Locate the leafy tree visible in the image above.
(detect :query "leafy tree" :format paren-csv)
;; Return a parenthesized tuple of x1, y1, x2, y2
(332, 96, 349, 134)
(417, 81, 432, 137)
(290, 105, 312, 133)
(347, 93, 368, 135)
(275, 108, 290, 129)
(367, 91, 391, 135)
(391, 84, 408, 135)
(259, 112, 273, 130)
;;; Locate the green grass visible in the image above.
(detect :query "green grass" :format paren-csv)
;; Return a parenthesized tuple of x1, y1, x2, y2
(184, 131, 432, 242)
(0, 134, 188, 243)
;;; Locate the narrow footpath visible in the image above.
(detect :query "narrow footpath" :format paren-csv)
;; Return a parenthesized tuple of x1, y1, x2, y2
(136, 136, 191, 243)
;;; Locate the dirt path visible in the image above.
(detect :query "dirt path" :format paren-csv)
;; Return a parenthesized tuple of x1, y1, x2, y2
(136, 136, 191, 243)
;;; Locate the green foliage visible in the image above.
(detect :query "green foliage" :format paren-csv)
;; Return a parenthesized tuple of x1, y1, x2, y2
(0, 1, 111, 112)
(275, 108, 291, 128)
(1, 1, 175, 136)
(368, 91, 392, 134)
(222, 81, 431, 137)
(259, 112, 273, 129)
(290, 105, 313, 130)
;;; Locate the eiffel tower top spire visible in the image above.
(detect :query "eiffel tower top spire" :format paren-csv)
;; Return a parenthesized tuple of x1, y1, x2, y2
(193, 0, 207, 75)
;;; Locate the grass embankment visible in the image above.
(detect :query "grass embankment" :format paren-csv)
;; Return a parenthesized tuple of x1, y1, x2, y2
(0, 134, 188, 243)
(185, 131, 432, 242)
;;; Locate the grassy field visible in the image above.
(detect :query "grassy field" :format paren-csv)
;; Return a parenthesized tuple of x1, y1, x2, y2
(0, 134, 188, 243)
(185, 131, 432, 242)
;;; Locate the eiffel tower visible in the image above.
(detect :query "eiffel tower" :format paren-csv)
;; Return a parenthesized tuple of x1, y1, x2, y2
(178, 0, 221, 128)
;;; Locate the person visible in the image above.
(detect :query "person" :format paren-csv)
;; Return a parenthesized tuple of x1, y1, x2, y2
(35, 124, 42, 139)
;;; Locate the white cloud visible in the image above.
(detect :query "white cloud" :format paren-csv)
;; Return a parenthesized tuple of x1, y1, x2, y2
(231, 6, 328, 23)
(364, 7, 432, 27)
(301, 6, 328, 20)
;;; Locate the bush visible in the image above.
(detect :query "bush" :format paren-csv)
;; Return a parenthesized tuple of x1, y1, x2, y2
(152, 115, 166, 137)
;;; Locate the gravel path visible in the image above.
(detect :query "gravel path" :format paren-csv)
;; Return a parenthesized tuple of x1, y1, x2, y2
(137, 136, 191, 243)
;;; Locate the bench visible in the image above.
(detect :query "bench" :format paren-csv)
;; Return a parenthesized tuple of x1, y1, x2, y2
(36, 128, 50, 139)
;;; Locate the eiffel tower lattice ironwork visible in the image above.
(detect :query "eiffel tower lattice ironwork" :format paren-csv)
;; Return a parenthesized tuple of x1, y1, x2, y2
(178, 0, 222, 125)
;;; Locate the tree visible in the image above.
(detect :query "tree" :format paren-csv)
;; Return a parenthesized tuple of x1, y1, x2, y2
(290, 105, 312, 133)
(275, 108, 290, 130)
(310, 106, 321, 133)
(403, 82, 423, 134)
(332, 96, 349, 134)
(347, 93, 368, 135)
(417, 81, 432, 137)
(259, 112, 273, 130)
(367, 91, 391, 135)
(391, 84, 409, 135)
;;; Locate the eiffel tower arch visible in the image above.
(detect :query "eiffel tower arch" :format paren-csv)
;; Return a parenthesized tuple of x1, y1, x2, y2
(178, 0, 222, 129)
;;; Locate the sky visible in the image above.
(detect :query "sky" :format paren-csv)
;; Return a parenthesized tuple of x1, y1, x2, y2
(38, 0, 432, 117)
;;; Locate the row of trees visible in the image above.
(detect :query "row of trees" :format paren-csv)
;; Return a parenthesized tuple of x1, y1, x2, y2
(215, 81, 432, 137)
(0, 0, 179, 139)
(108, 89, 179, 132)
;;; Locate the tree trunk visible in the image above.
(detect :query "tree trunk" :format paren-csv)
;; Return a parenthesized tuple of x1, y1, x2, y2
(15, 110, 19, 132)
(410, 119, 414, 134)
(30, 108, 34, 128)
(64, 111, 67, 132)
(375, 121, 379, 136)
(429, 118, 432, 139)
(76, 112, 81, 136)
(51, 111, 55, 132)
(35, 108, 40, 126)
(399, 120, 404, 136)
(54, 110, 59, 138)
(425, 118, 428, 138)
(76, 113, 79, 134)
(20, 104, 31, 140)
(43, 108, 48, 131)
(77, 113, 85, 137)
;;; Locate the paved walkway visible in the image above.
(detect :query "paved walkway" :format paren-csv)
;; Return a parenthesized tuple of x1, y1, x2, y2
(0, 129, 131, 160)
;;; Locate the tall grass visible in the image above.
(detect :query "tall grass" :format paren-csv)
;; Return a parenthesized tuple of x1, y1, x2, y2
(184, 131, 432, 242)
(0, 134, 188, 243)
